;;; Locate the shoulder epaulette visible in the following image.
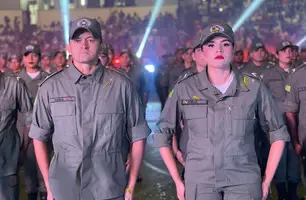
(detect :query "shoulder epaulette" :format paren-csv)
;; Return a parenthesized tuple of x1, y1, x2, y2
(242, 72, 262, 81)
(176, 70, 198, 84)
(39, 70, 63, 86)
(295, 63, 306, 71)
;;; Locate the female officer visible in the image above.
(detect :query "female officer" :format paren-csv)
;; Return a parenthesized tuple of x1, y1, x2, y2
(153, 23, 289, 200)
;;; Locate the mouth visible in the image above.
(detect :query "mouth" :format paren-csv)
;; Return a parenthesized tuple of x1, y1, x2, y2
(215, 55, 224, 59)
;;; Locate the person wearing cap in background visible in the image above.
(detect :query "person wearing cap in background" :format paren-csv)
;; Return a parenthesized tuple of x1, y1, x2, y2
(154, 22, 288, 200)
(262, 40, 300, 200)
(168, 47, 196, 92)
(99, 45, 115, 69)
(105, 44, 115, 68)
(29, 17, 150, 200)
(52, 50, 67, 72)
(9, 53, 23, 74)
(0, 63, 33, 200)
(299, 48, 306, 63)
(119, 49, 149, 108)
(174, 47, 184, 66)
(16, 44, 49, 200)
(41, 53, 55, 74)
(241, 42, 274, 78)
(0, 53, 12, 73)
(284, 59, 306, 194)
(233, 49, 245, 70)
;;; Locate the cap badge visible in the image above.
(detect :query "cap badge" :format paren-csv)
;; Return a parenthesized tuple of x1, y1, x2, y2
(256, 43, 263, 47)
(77, 19, 91, 27)
(25, 45, 34, 51)
(210, 25, 224, 33)
(282, 41, 291, 46)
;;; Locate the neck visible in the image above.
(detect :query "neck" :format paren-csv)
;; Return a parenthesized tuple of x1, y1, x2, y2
(122, 65, 130, 72)
(279, 61, 290, 70)
(74, 60, 98, 75)
(207, 65, 231, 86)
(13, 69, 21, 73)
(56, 65, 64, 71)
(252, 60, 262, 67)
(26, 66, 40, 73)
(184, 61, 192, 69)
(196, 64, 206, 73)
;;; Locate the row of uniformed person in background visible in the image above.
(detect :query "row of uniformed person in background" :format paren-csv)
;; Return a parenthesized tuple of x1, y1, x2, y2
(0, 17, 149, 200)
(154, 22, 306, 200)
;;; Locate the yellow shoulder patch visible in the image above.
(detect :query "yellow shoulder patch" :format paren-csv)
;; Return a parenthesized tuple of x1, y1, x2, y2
(168, 89, 174, 98)
(192, 95, 200, 100)
(243, 77, 248, 87)
(285, 85, 291, 92)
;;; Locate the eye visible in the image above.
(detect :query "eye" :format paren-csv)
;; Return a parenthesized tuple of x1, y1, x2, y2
(89, 39, 95, 43)
(208, 43, 214, 48)
(223, 42, 231, 47)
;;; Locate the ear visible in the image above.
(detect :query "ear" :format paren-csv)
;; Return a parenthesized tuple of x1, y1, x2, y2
(275, 52, 279, 60)
(192, 52, 196, 61)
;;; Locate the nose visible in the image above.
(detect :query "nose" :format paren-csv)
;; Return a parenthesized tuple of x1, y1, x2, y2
(81, 39, 89, 49)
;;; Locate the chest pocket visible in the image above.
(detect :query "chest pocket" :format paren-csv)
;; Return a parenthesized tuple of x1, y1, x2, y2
(0, 98, 15, 121)
(268, 80, 285, 101)
(97, 106, 124, 135)
(232, 106, 256, 138)
(50, 102, 77, 136)
(183, 105, 208, 138)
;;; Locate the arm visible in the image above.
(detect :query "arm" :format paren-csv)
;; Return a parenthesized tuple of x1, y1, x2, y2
(28, 86, 54, 196)
(257, 82, 289, 185)
(286, 113, 300, 149)
(125, 82, 151, 193)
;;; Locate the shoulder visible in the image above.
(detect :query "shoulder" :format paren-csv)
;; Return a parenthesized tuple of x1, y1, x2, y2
(106, 67, 134, 86)
(176, 70, 198, 85)
(3, 72, 26, 87)
(39, 69, 64, 87)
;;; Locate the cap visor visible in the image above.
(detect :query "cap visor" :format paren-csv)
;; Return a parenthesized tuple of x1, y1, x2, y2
(201, 33, 234, 45)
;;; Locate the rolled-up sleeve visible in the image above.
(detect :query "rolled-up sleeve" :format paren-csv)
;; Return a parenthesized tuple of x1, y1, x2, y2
(126, 82, 151, 143)
(257, 81, 290, 143)
(153, 85, 180, 148)
(29, 86, 53, 142)
(16, 79, 33, 126)
(284, 77, 299, 113)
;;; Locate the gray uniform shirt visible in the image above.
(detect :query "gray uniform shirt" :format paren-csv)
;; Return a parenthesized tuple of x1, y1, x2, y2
(154, 68, 289, 187)
(168, 63, 196, 92)
(263, 65, 296, 118)
(284, 64, 306, 144)
(29, 63, 151, 200)
(15, 68, 49, 102)
(0, 73, 33, 176)
(241, 61, 274, 78)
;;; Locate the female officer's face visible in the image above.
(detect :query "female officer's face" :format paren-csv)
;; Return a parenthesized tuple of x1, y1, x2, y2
(201, 36, 234, 69)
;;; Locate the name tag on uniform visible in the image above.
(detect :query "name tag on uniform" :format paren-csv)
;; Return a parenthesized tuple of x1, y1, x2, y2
(50, 96, 76, 103)
(181, 99, 208, 105)
(298, 87, 306, 92)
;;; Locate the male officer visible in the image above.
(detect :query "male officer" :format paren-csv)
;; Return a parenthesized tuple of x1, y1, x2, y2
(29, 17, 150, 200)
(17, 44, 49, 200)
(263, 41, 300, 200)
(0, 70, 33, 200)
(284, 62, 306, 190)
(52, 50, 67, 72)
(41, 53, 54, 74)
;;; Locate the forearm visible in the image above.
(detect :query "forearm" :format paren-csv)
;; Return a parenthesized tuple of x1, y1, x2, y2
(21, 125, 31, 151)
(128, 139, 146, 188)
(33, 139, 51, 190)
(263, 140, 285, 184)
(159, 147, 182, 184)
(172, 135, 179, 154)
(286, 112, 299, 145)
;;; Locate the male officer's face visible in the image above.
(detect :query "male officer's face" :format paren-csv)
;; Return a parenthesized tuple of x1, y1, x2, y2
(234, 51, 243, 63)
(108, 51, 114, 63)
(69, 30, 101, 64)
(41, 56, 51, 68)
(277, 47, 292, 65)
(54, 52, 66, 68)
(175, 50, 183, 62)
(292, 49, 298, 61)
(120, 53, 131, 68)
(99, 54, 109, 66)
(10, 58, 21, 71)
(201, 36, 234, 69)
(192, 47, 206, 68)
(23, 53, 40, 68)
(251, 48, 265, 63)
(183, 49, 193, 63)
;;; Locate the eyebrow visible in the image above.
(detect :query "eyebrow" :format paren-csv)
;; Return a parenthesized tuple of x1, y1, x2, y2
(208, 39, 231, 43)
(73, 36, 94, 40)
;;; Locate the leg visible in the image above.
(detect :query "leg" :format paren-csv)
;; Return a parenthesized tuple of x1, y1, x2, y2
(224, 183, 262, 200)
(287, 142, 301, 200)
(23, 141, 39, 199)
(0, 174, 19, 200)
(186, 183, 222, 200)
(273, 143, 287, 200)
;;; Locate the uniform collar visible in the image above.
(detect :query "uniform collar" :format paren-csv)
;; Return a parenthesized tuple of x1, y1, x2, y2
(67, 62, 104, 84)
(196, 65, 249, 94)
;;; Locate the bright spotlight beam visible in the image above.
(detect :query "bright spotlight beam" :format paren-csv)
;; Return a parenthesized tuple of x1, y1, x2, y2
(60, 0, 70, 45)
(296, 36, 306, 47)
(136, 0, 164, 58)
(232, 0, 265, 32)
